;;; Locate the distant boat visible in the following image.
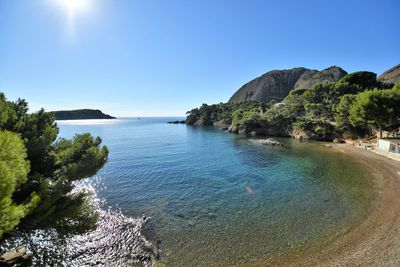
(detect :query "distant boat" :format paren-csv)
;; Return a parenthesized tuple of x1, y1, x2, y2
(138, 117, 141, 120)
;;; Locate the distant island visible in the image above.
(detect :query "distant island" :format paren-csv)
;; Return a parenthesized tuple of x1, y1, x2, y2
(51, 109, 116, 120)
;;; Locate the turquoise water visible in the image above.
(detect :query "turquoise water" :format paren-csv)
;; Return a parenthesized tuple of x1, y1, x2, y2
(1, 117, 374, 266)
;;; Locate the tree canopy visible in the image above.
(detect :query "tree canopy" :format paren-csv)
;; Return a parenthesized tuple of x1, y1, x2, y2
(0, 92, 109, 238)
(0, 131, 39, 237)
(349, 89, 400, 138)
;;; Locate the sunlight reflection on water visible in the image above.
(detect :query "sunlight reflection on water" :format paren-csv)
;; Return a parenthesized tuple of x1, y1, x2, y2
(0, 179, 153, 267)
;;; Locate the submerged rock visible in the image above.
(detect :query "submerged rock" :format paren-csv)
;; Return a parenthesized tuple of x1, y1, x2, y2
(250, 138, 283, 146)
(0, 245, 32, 266)
(245, 186, 253, 193)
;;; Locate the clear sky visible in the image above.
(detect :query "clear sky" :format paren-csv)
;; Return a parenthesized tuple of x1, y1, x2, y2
(0, 0, 399, 116)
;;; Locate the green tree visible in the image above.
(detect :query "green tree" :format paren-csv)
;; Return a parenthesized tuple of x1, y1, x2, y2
(393, 81, 400, 93)
(338, 71, 379, 89)
(0, 93, 18, 131)
(232, 109, 245, 126)
(335, 94, 356, 132)
(0, 131, 39, 238)
(240, 108, 264, 130)
(350, 89, 400, 138)
(53, 134, 109, 181)
(0, 92, 109, 233)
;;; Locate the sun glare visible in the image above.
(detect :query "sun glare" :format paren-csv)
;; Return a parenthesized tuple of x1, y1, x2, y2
(54, 0, 92, 39)
(56, 0, 91, 14)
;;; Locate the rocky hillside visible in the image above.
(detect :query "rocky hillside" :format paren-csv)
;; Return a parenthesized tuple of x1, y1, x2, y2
(378, 64, 400, 84)
(294, 66, 347, 90)
(228, 66, 347, 103)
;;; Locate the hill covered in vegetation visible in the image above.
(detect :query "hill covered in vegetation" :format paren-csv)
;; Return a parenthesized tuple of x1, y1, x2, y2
(187, 66, 400, 141)
(51, 109, 115, 120)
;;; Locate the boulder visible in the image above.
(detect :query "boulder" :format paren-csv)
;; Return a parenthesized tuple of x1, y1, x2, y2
(291, 128, 310, 140)
(333, 138, 346, 144)
(228, 125, 239, 134)
(0, 245, 32, 266)
(193, 119, 204, 126)
(213, 120, 230, 130)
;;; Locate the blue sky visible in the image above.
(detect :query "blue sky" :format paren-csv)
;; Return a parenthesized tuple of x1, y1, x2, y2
(0, 0, 399, 116)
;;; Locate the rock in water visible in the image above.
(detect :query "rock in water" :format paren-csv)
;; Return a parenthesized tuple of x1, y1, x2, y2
(250, 138, 283, 146)
(378, 64, 400, 85)
(228, 66, 347, 103)
(245, 186, 253, 193)
(0, 245, 32, 266)
(167, 120, 185, 124)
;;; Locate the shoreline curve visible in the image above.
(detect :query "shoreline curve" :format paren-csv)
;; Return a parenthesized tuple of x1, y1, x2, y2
(267, 143, 400, 266)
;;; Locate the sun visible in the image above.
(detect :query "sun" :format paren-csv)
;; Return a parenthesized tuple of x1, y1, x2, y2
(56, 0, 91, 16)
(54, 0, 92, 39)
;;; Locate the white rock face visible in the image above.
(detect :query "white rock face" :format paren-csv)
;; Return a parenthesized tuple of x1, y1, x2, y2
(229, 66, 347, 103)
(378, 64, 400, 85)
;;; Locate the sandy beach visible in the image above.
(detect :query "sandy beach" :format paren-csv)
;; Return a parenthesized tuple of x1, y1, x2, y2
(279, 143, 400, 266)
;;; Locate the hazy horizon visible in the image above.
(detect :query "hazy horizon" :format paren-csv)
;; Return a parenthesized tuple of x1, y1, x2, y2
(1, 0, 399, 116)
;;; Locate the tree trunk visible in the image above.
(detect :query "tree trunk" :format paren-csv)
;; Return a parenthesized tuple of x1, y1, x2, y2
(379, 124, 383, 139)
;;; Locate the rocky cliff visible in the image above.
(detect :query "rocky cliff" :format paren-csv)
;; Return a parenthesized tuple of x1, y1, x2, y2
(228, 66, 347, 103)
(378, 64, 400, 85)
(294, 66, 347, 90)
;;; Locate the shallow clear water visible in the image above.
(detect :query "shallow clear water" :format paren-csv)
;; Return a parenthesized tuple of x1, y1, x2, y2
(1, 118, 375, 266)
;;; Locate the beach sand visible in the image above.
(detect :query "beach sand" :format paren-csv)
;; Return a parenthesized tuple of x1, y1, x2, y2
(280, 143, 400, 266)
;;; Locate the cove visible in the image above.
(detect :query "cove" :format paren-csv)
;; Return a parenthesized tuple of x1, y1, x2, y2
(1, 117, 375, 266)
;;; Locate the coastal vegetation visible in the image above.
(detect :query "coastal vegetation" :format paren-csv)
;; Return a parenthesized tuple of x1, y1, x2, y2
(186, 72, 400, 140)
(0, 93, 108, 238)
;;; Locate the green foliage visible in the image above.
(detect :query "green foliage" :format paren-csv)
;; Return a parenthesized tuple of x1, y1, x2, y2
(0, 92, 109, 235)
(21, 109, 59, 176)
(335, 94, 356, 132)
(338, 71, 379, 89)
(302, 82, 364, 122)
(293, 118, 335, 139)
(0, 131, 39, 238)
(393, 81, 400, 93)
(186, 101, 261, 125)
(0, 93, 18, 131)
(53, 134, 108, 181)
(349, 89, 400, 137)
(231, 109, 245, 126)
(232, 108, 264, 129)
